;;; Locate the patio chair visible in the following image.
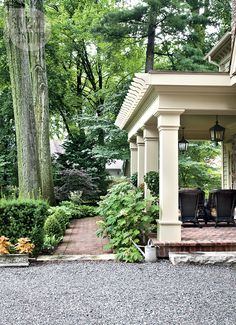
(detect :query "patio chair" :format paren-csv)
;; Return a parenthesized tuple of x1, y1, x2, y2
(179, 189, 202, 227)
(210, 190, 236, 227)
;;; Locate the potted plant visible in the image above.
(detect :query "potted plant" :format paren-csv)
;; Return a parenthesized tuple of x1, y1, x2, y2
(0, 236, 35, 267)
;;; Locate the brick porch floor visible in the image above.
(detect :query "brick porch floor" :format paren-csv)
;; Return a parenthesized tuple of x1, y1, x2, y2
(181, 223, 236, 241)
(152, 224, 236, 257)
(54, 217, 111, 255)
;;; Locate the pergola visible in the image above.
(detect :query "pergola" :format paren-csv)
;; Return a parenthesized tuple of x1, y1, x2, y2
(115, 34, 236, 242)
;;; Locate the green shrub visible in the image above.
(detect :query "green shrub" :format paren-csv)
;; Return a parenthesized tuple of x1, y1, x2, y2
(59, 201, 97, 219)
(0, 199, 48, 255)
(44, 215, 63, 238)
(42, 235, 63, 254)
(97, 182, 158, 262)
(48, 207, 70, 232)
(77, 205, 97, 218)
(130, 172, 138, 187)
(144, 171, 159, 197)
(59, 201, 84, 219)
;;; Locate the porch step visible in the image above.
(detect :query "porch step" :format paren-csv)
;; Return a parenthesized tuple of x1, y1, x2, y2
(169, 251, 236, 265)
(152, 240, 236, 258)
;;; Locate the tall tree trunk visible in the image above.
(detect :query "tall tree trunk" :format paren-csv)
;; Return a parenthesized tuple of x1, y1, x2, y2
(28, 0, 55, 204)
(4, 0, 55, 204)
(4, 0, 41, 198)
(145, 6, 156, 72)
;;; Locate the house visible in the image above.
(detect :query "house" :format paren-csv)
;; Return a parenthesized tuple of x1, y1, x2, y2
(115, 32, 236, 242)
(106, 160, 124, 177)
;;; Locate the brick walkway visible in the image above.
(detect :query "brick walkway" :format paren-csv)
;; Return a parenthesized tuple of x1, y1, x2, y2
(55, 217, 111, 255)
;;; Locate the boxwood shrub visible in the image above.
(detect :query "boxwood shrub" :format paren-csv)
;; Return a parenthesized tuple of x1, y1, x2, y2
(0, 199, 49, 255)
(44, 215, 63, 238)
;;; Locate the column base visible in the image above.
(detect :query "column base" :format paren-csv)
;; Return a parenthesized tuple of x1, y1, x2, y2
(157, 220, 182, 242)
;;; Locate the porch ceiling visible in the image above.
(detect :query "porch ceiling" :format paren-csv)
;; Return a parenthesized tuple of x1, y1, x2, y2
(115, 71, 236, 140)
(146, 114, 236, 141)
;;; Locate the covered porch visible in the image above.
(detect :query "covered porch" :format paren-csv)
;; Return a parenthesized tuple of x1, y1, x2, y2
(115, 71, 236, 244)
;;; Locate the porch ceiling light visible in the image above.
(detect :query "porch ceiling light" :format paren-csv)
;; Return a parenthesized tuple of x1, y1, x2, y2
(178, 127, 189, 152)
(209, 116, 225, 145)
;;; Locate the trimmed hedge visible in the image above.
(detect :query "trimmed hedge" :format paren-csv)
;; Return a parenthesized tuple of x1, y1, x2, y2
(0, 199, 49, 255)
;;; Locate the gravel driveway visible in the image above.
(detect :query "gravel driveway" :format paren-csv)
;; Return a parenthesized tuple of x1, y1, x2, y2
(0, 260, 235, 325)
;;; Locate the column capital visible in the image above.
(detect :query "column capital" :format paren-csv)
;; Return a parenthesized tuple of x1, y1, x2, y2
(143, 126, 158, 141)
(128, 136, 137, 143)
(157, 109, 185, 131)
(155, 109, 185, 117)
(129, 142, 137, 150)
(136, 134, 144, 145)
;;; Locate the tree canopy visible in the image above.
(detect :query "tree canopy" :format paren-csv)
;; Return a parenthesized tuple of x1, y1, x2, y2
(0, 0, 232, 198)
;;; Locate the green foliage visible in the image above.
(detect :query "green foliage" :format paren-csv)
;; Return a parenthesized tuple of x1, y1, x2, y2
(76, 205, 97, 218)
(116, 246, 144, 263)
(144, 171, 159, 197)
(97, 182, 159, 262)
(0, 199, 48, 255)
(59, 201, 97, 219)
(54, 168, 100, 203)
(42, 235, 63, 254)
(130, 173, 138, 187)
(179, 141, 221, 193)
(44, 215, 63, 239)
(50, 208, 70, 232)
(55, 130, 108, 200)
(59, 201, 82, 219)
(108, 176, 129, 188)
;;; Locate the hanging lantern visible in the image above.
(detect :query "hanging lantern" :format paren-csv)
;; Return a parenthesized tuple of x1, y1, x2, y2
(178, 127, 189, 152)
(209, 116, 225, 145)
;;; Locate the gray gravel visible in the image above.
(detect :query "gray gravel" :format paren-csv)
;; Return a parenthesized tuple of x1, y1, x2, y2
(0, 260, 235, 325)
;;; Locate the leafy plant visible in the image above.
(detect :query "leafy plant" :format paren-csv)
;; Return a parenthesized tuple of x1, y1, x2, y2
(59, 201, 82, 219)
(58, 201, 97, 219)
(144, 171, 159, 197)
(0, 236, 12, 254)
(0, 236, 35, 255)
(97, 182, 158, 262)
(44, 215, 63, 239)
(15, 238, 35, 254)
(42, 235, 63, 254)
(130, 173, 138, 187)
(76, 205, 97, 218)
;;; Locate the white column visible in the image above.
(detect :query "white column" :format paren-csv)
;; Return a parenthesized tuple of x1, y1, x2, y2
(129, 140, 138, 176)
(231, 135, 236, 189)
(143, 126, 159, 197)
(157, 110, 184, 242)
(136, 134, 145, 186)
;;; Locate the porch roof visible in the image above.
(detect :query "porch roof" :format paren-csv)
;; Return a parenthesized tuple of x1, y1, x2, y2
(115, 71, 236, 141)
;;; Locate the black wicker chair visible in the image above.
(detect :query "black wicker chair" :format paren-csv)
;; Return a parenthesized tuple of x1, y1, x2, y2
(209, 190, 236, 227)
(179, 189, 202, 227)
